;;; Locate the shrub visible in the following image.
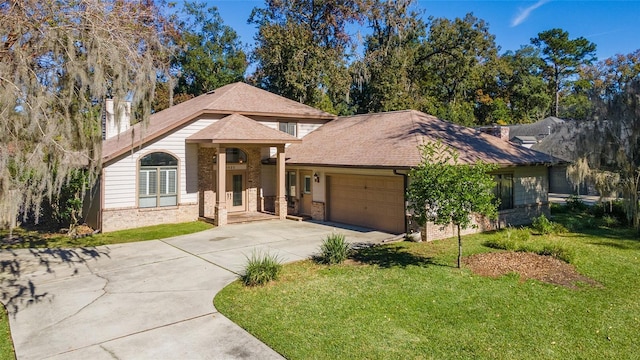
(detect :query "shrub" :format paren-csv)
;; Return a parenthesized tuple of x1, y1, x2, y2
(318, 233, 351, 264)
(242, 251, 282, 286)
(537, 244, 575, 263)
(483, 227, 530, 251)
(566, 194, 587, 212)
(531, 214, 554, 234)
(601, 215, 619, 227)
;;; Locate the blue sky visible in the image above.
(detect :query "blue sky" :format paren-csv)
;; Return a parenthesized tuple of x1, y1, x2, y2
(206, 0, 640, 62)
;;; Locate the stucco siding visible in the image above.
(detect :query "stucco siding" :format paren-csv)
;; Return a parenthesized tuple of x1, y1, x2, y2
(103, 118, 216, 209)
(513, 165, 548, 206)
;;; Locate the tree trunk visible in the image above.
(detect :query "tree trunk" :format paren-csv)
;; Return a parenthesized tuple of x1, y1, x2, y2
(457, 223, 462, 268)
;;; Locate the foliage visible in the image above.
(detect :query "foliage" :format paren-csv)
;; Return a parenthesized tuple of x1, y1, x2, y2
(531, 214, 566, 235)
(407, 140, 498, 267)
(419, 13, 498, 126)
(216, 228, 640, 359)
(249, 0, 366, 114)
(351, 0, 425, 113)
(318, 233, 351, 264)
(175, 2, 247, 97)
(565, 194, 587, 212)
(0, 304, 13, 359)
(531, 28, 597, 117)
(570, 77, 640, 232)
(483, 227, 531, 250)
(0, 0, 176, 230)
(38, 169, 89, 231)
(242, 250, 283, 286)
(489, 46, 551, 124)
(0, 221, 213, 249)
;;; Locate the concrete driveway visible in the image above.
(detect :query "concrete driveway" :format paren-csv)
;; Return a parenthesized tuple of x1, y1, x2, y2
(0, 220, 395, 359)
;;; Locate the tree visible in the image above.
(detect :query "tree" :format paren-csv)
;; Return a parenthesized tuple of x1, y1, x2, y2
(249, 0, 366, 114)
(418, 13, 498, 126)
(482, 46, 550, 124)
(407, 141, 498, 268)
(0, 0, 175, 230)
(531, 28, 597, 117)
(174, 2, 247, 97)
(351, 0, 426, 113)
(568, 70, 640, 233)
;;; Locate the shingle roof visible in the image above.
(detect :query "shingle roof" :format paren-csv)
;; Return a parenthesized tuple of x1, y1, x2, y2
(508, 117, 565, 140)
(187, 113, 301, 144)
(286, 110, 557, 168)
(102, 82, 334, 162)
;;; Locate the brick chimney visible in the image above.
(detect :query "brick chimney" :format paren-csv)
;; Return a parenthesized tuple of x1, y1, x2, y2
(477, 125, 509, 141)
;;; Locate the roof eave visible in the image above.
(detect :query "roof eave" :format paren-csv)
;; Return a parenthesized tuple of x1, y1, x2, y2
(186, 139, 302, 144)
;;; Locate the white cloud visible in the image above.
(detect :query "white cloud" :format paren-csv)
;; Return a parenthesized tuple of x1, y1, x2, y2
(511, 0, 550, 27)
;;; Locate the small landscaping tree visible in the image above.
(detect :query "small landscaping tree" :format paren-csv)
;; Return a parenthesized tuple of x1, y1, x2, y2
(407, 141, 498, 268)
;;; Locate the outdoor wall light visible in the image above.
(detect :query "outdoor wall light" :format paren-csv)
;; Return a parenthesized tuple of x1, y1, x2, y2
(314, 172, 320, 183)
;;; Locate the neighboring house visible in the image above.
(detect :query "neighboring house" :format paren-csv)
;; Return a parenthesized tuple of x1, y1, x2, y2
(85, 82, 556, 241)
(507, 116, 566, 142)
(511, 135, 539, 148)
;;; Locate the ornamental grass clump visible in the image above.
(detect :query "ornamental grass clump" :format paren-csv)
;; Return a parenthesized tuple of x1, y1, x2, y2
(319, 233, 351, 264)
(242, 251, 282, 286)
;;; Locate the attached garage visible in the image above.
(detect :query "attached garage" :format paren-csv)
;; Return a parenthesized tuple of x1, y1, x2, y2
(327, 174, 405, 234)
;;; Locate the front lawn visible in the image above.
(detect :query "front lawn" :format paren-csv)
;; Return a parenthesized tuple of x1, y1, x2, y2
(0, 221, 213, 249)
(0, 304, 14, 359)
(215, 222, 640, 359)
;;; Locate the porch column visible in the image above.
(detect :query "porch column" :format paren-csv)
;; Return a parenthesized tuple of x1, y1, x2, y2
(215, 146, 227, 226)
(275, 144, 287, 220)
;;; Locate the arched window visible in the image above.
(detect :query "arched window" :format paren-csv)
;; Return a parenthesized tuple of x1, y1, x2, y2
(213, 148, 247, 164)
(139, 152, 178, 208)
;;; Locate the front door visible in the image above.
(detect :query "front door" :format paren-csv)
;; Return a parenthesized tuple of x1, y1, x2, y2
(300, 170, 312, 216)
(226, 171, 246, 212)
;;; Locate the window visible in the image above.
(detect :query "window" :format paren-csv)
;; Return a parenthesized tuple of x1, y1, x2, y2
(494, 174, 514, 210)
(279, 122, 297, 137)
(213, 148, 247, 164)
(139, 152, 178, 208)
(303, 175, 311, 194)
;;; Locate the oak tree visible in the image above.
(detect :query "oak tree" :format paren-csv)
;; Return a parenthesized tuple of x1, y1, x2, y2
(407, 141, 498, 268)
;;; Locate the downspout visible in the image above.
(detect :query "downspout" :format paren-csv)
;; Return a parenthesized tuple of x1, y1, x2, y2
(393, 169, 409, 235)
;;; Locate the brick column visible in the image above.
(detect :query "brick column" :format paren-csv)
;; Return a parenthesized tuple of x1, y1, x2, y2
(275, 145, 287, 219)
(215, 146, 227, 226)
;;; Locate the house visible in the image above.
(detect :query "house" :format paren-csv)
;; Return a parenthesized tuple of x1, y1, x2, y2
(285, 110, 554, 240)
(85, 82, 555, 241)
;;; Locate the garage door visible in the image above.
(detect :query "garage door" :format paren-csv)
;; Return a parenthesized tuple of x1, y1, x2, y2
(327, 174, 405, 234)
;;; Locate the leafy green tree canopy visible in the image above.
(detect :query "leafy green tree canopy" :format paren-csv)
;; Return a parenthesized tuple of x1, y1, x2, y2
(249, 0, 366, 114)
(407, 141, 498, 267)
(175, 1, 247, 97)
(531, 28, 597, 117)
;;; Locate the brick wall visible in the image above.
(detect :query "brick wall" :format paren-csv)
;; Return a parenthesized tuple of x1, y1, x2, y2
(311, 201, 325, 221)
(198, 147, 216, 217)
(416, 203, 549, 242)
(102, 204, 199, 232)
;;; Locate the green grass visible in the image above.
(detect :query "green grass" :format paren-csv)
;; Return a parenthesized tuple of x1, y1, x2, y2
(0, 221, 213, 249)
(215, 223, 640, 359)
(0, 304, 15, 359)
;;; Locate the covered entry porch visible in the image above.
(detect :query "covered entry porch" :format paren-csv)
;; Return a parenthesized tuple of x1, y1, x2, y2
(186, 114, 301, 226)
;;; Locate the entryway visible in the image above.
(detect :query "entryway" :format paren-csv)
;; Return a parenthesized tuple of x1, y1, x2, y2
(299, 170, 313, 216)
(226, 170, 246, 213)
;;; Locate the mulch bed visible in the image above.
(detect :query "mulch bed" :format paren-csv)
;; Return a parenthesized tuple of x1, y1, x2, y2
(464, 252, 602, 290)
